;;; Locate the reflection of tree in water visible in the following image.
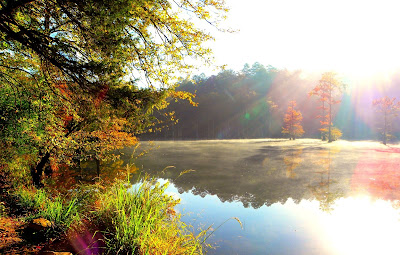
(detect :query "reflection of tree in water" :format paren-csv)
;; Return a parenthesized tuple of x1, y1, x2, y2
(132, 145, 312, 209)
(308, 147, 343, 212)
(131, 141, 362, 210)
(192, 186, 211, 198)
(48, 159, 139, 191)
(283, 147, 303, 179)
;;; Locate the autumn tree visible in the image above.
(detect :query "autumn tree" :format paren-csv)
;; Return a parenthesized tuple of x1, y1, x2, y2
(309, 72, 344, 143)
(372, 96, 400, 145)
(282, 101, 304, 140)
(0, 0, 228, 186)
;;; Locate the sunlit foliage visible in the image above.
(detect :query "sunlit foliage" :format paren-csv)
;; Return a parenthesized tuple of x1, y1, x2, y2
(0, 0, 228, 186)
(281, 101, 304, 140)
(309, 72, 344, 142)
(372, 96, 400, 145)
(330, 127, 343, 141)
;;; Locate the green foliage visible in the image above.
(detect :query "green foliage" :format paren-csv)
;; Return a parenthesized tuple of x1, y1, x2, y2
(0, 0, 227, 90)
(8, 176, 212, 253)
(95, 179, 208, 254)
(141, 63, 284, 139)
(14, 187, 82, 232)
(0, 0, 228, 185)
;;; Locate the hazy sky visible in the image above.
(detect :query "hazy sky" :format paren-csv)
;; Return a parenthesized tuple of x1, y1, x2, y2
(207, 0, 400, 81)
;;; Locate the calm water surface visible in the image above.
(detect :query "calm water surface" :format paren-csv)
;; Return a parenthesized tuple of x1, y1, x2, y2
(127, 139, 400, 255)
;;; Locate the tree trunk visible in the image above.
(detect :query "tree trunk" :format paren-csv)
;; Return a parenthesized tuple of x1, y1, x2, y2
(383, 111, 387, 145)
(328, 85, 332, 143)
(96, 159, 100, 178)
(31, 152, 50, 188)
(44, 164, 52, 177)
(321, 101, 325, 141)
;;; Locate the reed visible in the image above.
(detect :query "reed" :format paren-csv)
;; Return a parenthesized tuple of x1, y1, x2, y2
(95, 178, 208, 254)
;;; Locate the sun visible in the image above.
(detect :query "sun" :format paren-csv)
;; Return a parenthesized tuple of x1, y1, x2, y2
(211, 0, 400, 81)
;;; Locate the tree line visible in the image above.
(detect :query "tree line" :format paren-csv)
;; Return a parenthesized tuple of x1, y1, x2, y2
(140, 63, 400, 144)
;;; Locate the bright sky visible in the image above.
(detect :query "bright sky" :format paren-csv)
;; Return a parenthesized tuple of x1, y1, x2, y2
(207, 0, 400, 80)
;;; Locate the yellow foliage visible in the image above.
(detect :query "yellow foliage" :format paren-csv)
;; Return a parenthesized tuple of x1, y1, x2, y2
(331, 127, 343, 141)
(283, 148, 303, 179)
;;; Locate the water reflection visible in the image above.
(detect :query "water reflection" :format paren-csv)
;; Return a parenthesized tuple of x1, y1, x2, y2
(351, 147, 400, 200)
(45, 159, 139, 192)
(129, 140, 359, 208)
(283, 147, 303, 179)
(163, 181, 400, 255)
(126, 139, 400, 254)
(308, 147, 343, 212)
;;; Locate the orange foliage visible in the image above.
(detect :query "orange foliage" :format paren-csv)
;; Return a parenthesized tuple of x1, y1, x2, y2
(94, 86, 109, 108)
(282, 100, 304, 139)
(372, 96, 400, 115)
(309, 72, 343, 141)
(54, 82, 72, 99)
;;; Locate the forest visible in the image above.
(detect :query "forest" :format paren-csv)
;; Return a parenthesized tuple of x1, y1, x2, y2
(141, 62, 400, 142)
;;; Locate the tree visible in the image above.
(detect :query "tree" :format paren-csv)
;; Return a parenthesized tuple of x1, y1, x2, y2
(282, 101, 304, 140)
(0, 0, 228, 186)
(372, 96, 400, 145)
(309, 72, 344, 142)
(0, 0, 228, 91)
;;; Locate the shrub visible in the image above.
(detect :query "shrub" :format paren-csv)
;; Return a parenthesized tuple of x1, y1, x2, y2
(331, 127, 343, 141)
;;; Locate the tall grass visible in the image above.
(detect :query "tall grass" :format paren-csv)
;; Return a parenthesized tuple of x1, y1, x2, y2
(11, 177, 214, 254)
(14, 187, 81, 232)
(95, 179, 208, 254)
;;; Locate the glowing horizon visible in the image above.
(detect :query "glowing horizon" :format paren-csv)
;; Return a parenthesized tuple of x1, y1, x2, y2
(206, 0, 400, 82)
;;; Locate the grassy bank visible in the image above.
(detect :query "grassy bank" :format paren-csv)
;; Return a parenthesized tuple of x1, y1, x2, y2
(1, 175, 208, 254)
(95, 180, 208, 254)
(14, 187, 81, 233)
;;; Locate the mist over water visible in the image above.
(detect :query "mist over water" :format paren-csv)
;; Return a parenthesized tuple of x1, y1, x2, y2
(128, 139, 400, 255)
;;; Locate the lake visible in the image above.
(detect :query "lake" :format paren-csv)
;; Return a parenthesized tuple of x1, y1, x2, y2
(126, 139, 400, 255)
